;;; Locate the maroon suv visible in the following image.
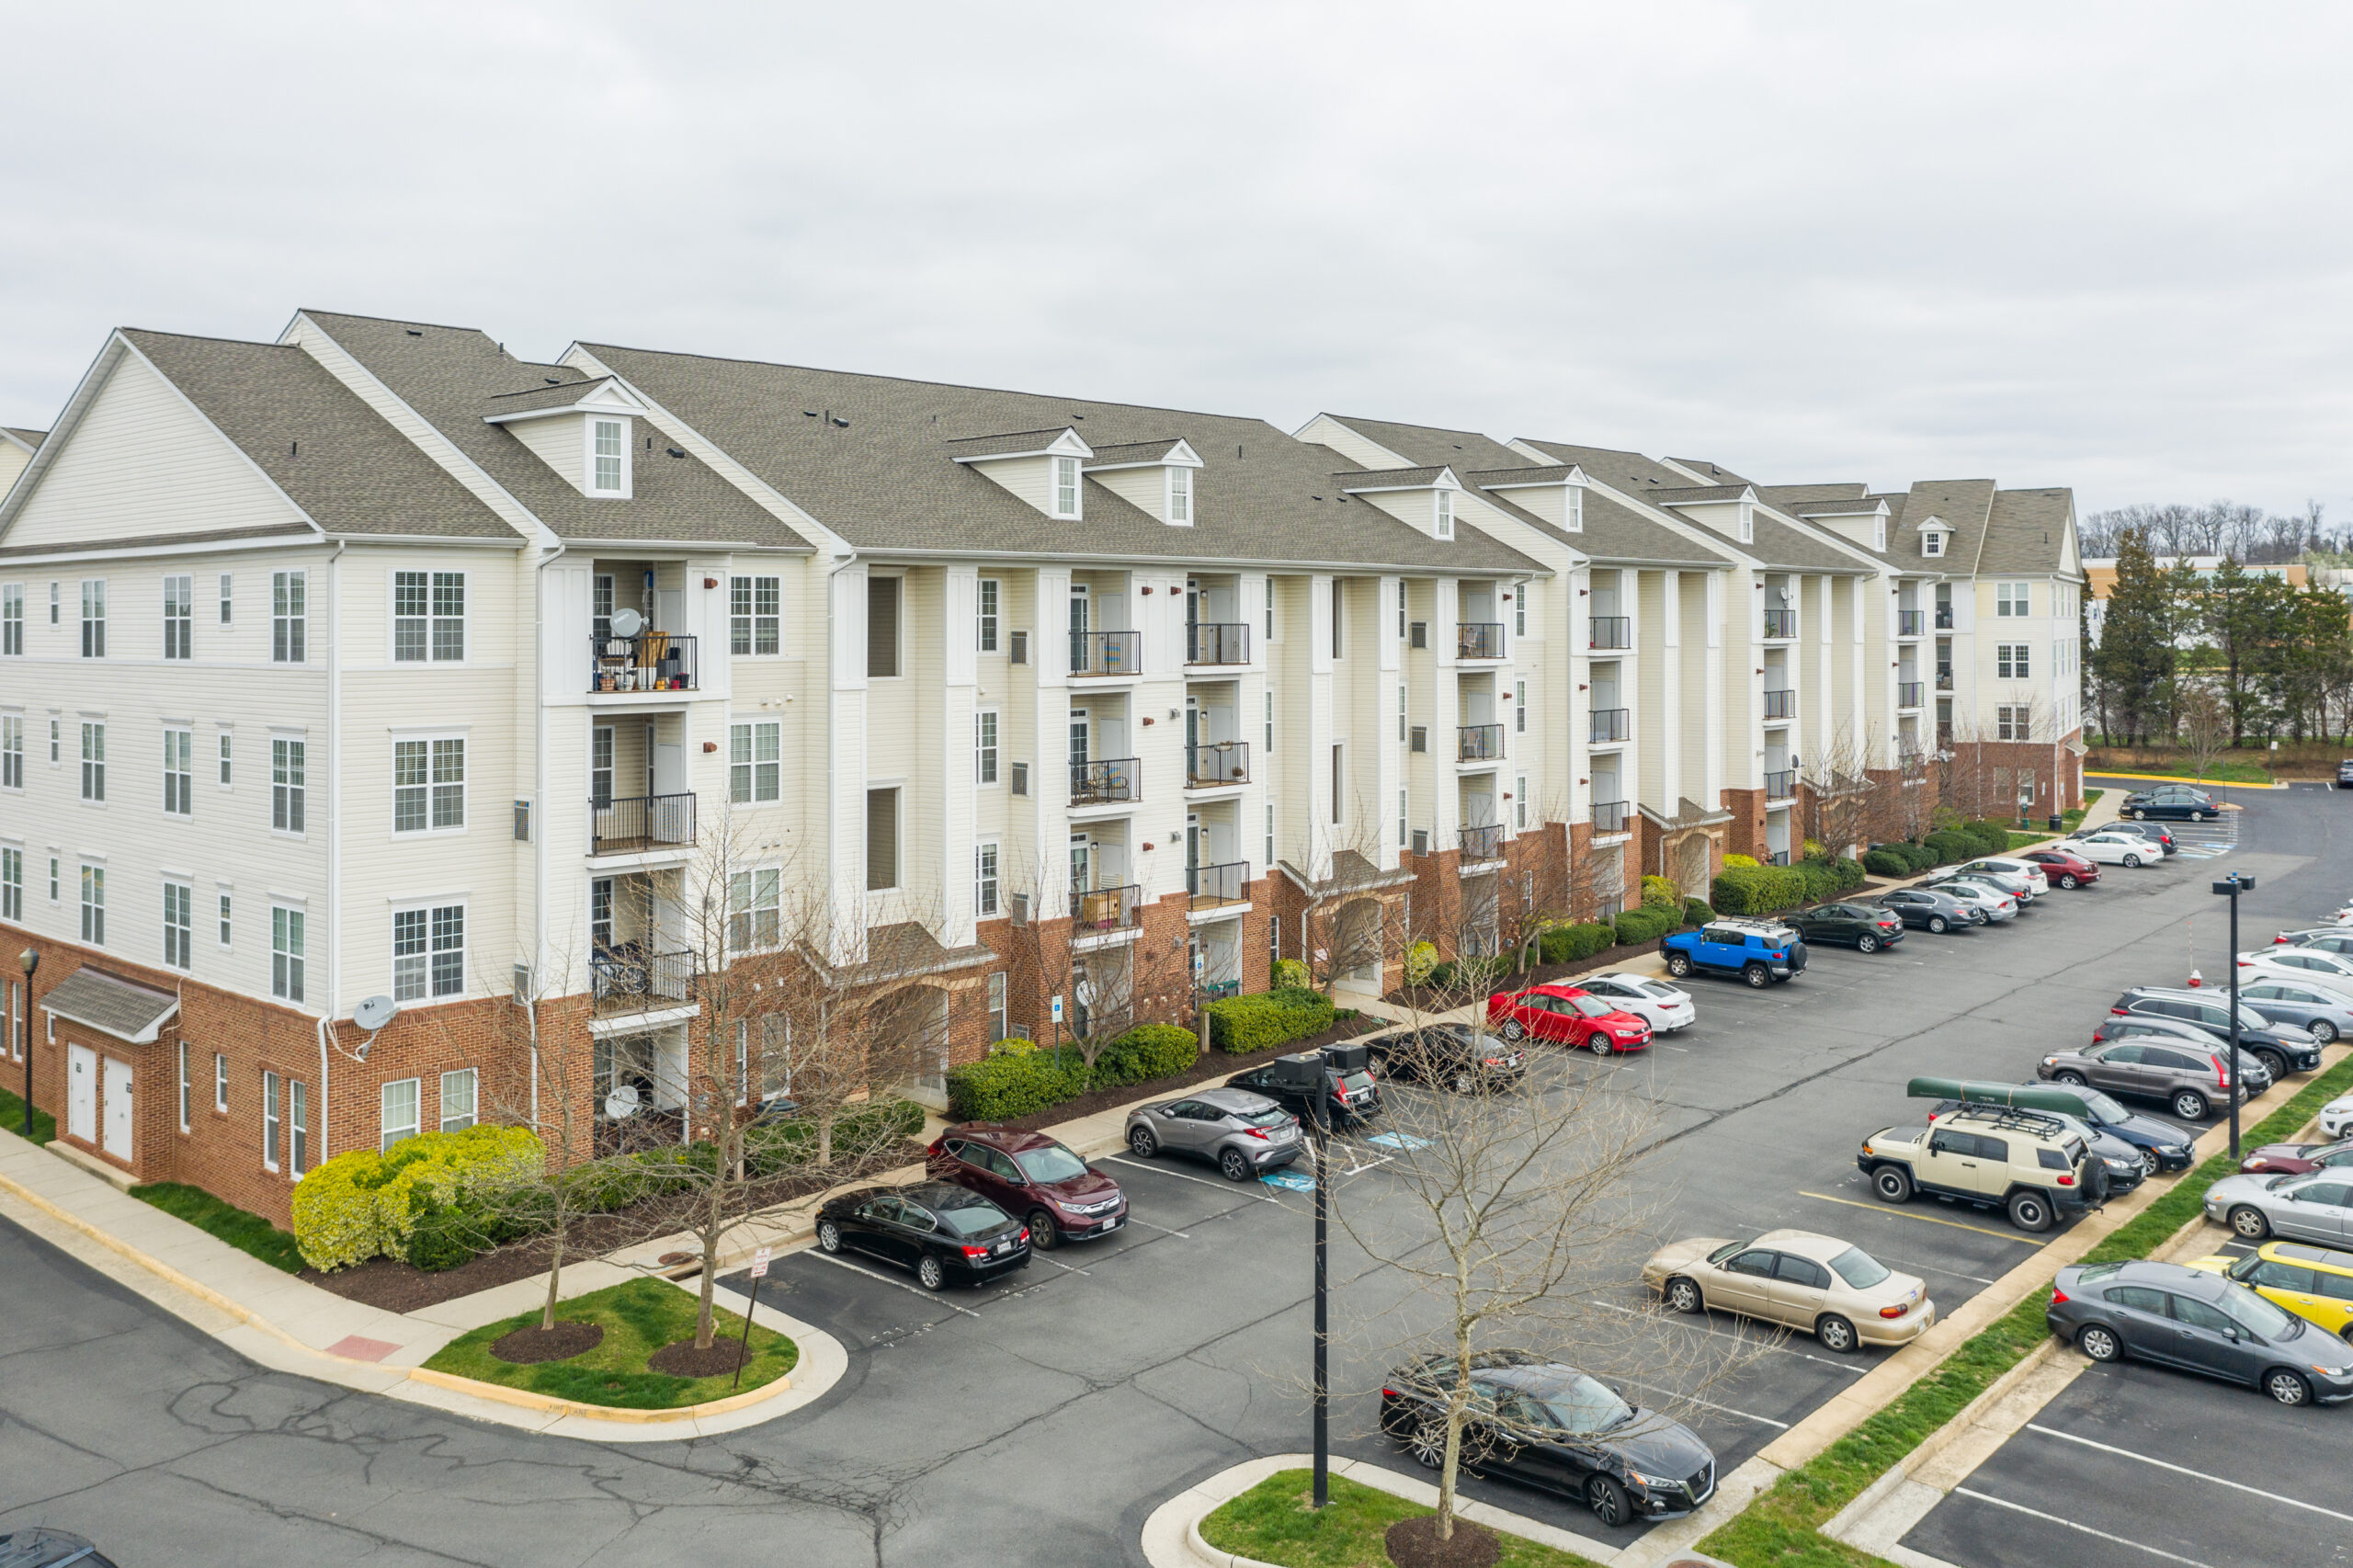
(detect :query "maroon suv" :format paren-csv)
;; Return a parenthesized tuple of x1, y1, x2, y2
(927, 1123, 1128, 1250)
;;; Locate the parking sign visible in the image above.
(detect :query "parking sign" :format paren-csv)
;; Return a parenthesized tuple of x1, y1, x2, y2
(750, 1246, 771, 1278)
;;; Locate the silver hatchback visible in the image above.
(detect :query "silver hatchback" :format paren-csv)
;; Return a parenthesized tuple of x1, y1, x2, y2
(1125, 1085, 1305, 1182)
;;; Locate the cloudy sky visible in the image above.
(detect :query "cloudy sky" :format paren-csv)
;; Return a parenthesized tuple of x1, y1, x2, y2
(4, 2, 2347, 517)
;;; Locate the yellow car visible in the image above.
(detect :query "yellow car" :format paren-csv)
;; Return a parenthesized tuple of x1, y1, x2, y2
(2187, 1241, 2353, 1338)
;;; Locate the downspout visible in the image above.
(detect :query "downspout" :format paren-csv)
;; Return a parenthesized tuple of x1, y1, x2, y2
(319, 539, 347, 1168)
(533, 542, 566, 1131)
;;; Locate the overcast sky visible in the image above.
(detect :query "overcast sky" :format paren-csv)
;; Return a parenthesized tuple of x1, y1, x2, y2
(4, 2, 2348, 518)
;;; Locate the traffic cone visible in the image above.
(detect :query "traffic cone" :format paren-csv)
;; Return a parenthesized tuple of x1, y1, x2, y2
(2187, 969, 2203, 988)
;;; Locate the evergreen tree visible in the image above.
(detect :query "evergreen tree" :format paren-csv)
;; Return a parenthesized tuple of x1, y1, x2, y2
(2093, 528, 2177, 744)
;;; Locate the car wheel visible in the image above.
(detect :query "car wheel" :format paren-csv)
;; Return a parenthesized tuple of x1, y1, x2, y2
(1500, 1018, 1527, 1041)
(817, 1221, 843, 1254)
(1027, 1210, 1059, 1251)
(2173, 1089, 2211, 1119)
(1872, 1165, 1915, 1204)
(2059, 873, 2079, 890)
(1816, 1314, 1858, 1353)
(1587, 1474, 1631, 1528)
(1666, 1276, 1703, 1314)
(1666, 953, 1693, 978)
(2268, 1369, 2313, 1406)
(1128, 1126, 1159, 1158)
(1220, 1148, 1254, 1183)
(2123, 854, 2141, 868)
(2231, 1204, 2271, 1240)
(1927, 915, 1949, 934)
(2054, 1071, 2089, 1086)
(2139, 1147, 2161, 1178)
(2077, 1324, 2121, 1362)
(916, 1255, 947, 1291)
(1590, 1034, 1614, 1057)
(2256, 1051, 2289, 1082)
(1744, 962, 1771, 988)
(2313, 1019, 2340, 1044)
(2008, 1191, 2053, 1233)
(1858, 934, 1880, 954)
(1407, 1415, 1449, 1470)
(2133, 808, 2148, 820)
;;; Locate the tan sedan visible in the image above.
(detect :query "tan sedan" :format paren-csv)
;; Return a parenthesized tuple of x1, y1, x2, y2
(1641, 1229, 1935, 1352)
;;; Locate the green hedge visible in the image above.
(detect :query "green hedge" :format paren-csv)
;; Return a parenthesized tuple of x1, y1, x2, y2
(1270, 958, 1310, 990)
(1612, 905, 1679, 946)
(946, 1049, 1089, 1121)
(743, 1097, 924, 1176)
(291, 1124, 546, 1273)
(1863, 847, 1910, 877)
(1708, 858, 1865, 917)
(1205, 986, 1338, 1053)
(1962, 818, 2013, 857)
(1924, 828, 1975, 864)
(1639, 875, 1682, 910)
(1094, 1024, 1201, 1086)
(1538, 922, 1618, 965)
(1682, 898, 1715, 927)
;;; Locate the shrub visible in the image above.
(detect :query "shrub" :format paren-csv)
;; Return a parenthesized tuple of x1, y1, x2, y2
(743, 1097, 926, 1177)
(1612, 905, 1678, 946)
(1834, 856, 1867, 892)
(1682, 898, 1715, 927)
(1270, 958, 1310, 991)
(290, 1124, 546, 1273)
(1205, 986, 1336, 1053)
(1426, 954, 1508, 994)
(1539, 922, 1618, 964)
(1711, 864, 1812, 916)
(1802, 838, 1828, 862)
(1640, 875, 1682, 910)
(1404, 940, 1439, 986)
(1963, 818, 2012, 856)
(1094, 1023, 1200, 1086)
(1924, 829, 1975, 865)
(1897, 841, 1938, 873)
(1722, 853, 1758, 869)
(1863, 847, 1909, 878)
(946, 1050, 1088, 1121)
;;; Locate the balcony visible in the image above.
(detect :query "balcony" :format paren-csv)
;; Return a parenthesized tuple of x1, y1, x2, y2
(1765, 770, 1796, 801)
(590, 946, 696, 1017)
(1588, 616, 1631, 651)
(1898, 609, 1925, 637)
(1188, 860, 1252, 909)
(589, 632, 698, 695)
(1763, 688, 1795, 720)
(1935, 607, 1955, 630)
(1186, 741, 1250, 788)
(590, 793, 696, 857)
(1461, 824, 1506, 862)
(1763, 609, 1797, 640)
(1592, 799, 1631, 835)
(1185, 622, 1250, 666)
(1459, 723, 1505, 762)
(1072, 883, 1142, 935)
(1897, 681, 1924, 709)
(1071, 757, 1141, 806)
(1935, 663, 1954, 691)
(1589, 708, 1631, 744)
(1070, 630, 1142, 677)
(1458, 623, 1506, 660)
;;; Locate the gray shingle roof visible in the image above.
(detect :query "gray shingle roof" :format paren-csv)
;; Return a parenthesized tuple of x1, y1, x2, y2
(483, 375, 611, 415)
(1316, 415, 1529, 472)
(0, 521, 316, 561)
(1888, 480, 1998, 572)
(2, 427, 42, 452)
(1084, 438, 1191, 467)
(40, 967, 180, 1043)
(1648, 483, 1754, 506)
(1757, 483, 1869, 506)
(1980, 487, 2077, 576)
(121, 330, 517, 540)
(1783, 495, 1882, 517)
(575, 344, 1544, 574)
(945, 427, 1079, 459)
(1519, 439, 1868, 574)
(1665, 457, 1751, 484)
(1338, 465, 1452, 490)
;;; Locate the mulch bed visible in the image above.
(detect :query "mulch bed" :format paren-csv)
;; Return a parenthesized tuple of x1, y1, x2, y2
(1384, 1514, 1501, 1568)
(490, 1321, 604, 1364)
(645, 1338, 756, 1379)
(1383, 936, 1669, 1013)
(989, 1012, 1386, 1134)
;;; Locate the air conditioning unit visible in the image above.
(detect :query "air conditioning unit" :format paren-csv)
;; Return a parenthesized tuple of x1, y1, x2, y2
(1011, 762, 1029, 796)
(1409, 725, 1428, 753)
(1411, 829, 1430, 855)
(1010, 630, 1029, 665)
(1409, 621, 1428, 649)
(1010, 893, 1031, 925)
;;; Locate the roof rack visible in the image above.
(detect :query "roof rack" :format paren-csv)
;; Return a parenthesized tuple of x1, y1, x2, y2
(1942, 1103, 2071, 1138)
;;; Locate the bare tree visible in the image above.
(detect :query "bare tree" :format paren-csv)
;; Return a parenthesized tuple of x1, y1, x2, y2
(2179, 681, 2232, 785)
(1802, 723, 1881, 859)
(1001, 856, 1192, 1080)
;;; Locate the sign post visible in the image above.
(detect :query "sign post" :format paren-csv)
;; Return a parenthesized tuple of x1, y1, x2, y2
(733, 1245, 772, 1389)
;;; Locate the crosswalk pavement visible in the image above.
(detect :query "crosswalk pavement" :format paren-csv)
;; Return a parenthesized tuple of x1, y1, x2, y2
(2155, 812, 2241, 858)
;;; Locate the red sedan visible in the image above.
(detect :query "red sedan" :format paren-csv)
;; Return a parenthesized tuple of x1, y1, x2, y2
(2020, 847, 2099, 890)
(1486, 983, 1654, 1056)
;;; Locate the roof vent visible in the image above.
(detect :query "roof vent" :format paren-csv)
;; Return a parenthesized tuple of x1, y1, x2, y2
(545, 377, 562, 385)
(666, 447, 685, 459)
(404, 329, 423, 337)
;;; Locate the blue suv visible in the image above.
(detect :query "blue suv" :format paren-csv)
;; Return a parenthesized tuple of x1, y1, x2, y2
(1661, 920, 1808, 988)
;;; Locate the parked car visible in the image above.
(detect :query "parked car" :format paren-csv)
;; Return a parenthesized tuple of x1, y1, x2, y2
(2018, 846, 2100, 889)
(1486, 983, 1655, 1054)
(814, 1181, 1031, 1291)
(2097, 820, 2178, 854)
(1785, 901, 1905, 953)
(1870, 886, 1981, 933)
(1642, 1229, 1934, 1351)
(2208, 1169, 2353, 1246)
(2071, 831, 2158, 868)
(926, 1124, 1126, 1249)
(1363, 1022, 1527, 1092)
(2048, 1258, 2353, 1404)
(2109, 987, 2322, 1080)
(2239, 1136, 2353, 1177)
(1932, 869, 2033, 909)
(0, 1532, 119, 1568)
(1957, 856, 2052, 898)
(2238, 946, 2353, 993)
(1857, 1103, 2097, 1233)
(1920, 878, 2017, 922)
(1572, 971, 1696, 1033)
(1124, 1085, 1306, 1180)
(1926, 1099, 2145, 1193)
(1913, 1075, 2195, 1176)
(2240, 979, 2353, 1045)
(1661, 919, 1808, 987)
(2270, 927, 2353, 957)
(2322, 1092, 2353, 1142)
(1380, 1348, 1717, 1525)
(1228, 1050, 1383, 1126)
(2187, 1241, 2353, 1339)
(2044, 1035, 2248, 1120)
(2121, 784, 2221, 822)
(2338, 757, 2353, 790)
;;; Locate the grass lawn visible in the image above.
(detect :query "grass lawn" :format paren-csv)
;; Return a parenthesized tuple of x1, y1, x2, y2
(425, 1276, 797, 1410)
(0, 1085, 54, 1144)
(131, 1182, 305, 1272)
(2086, 756, 2274, 784)
(1200, 1469, 1600, 1568)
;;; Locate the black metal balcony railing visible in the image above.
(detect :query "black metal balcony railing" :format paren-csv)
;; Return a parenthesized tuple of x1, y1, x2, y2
(1188, 860, 1252, 908)
(1587, 616, 1631, 651)
(590, 793, 696, 856)
(1461, 824, 1506, 861)
(1071, 757, 1141, 805)
(1458, 623, 1506, 660)
(1763, 608, 1797, 639)
(1898, 609, 1926, 637)
(1897, 681, 1924, 709)
(1935, 663, 1954, 690)
(1935, 607, 1955, 630)
(1765, 769, 1797, 801)
(1072, 883, 1143, 934)
(590, 946, 696, 1017)
(1459, 723, 1505, 761)
(1186, 741, 1249, 788)
(1185, 622, 1250, 665)
(1763, 687, 1795, 720)
(1592, 800, 1631, 835)
(1070, 629, 1142, 676)
(589, 632, 698, 694)
(1589, 708, 1631, 744)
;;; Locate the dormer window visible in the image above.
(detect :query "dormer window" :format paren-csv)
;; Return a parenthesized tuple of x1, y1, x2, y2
(1434, 490, 1454, 540)
(1923, 531, 1945, 559)
(591, 419, 626, 494)
(1735, 502, 1754, 543)
(1052, 456, 1081, 519)
(1167, 465, 1192, 525)
(1564, 486, 1584, 533)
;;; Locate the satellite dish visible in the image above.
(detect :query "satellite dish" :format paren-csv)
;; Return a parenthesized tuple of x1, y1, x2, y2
(353, 994, 401, 1032)
(611, 608, 644, 639)
(604, 1085, 641, 1120)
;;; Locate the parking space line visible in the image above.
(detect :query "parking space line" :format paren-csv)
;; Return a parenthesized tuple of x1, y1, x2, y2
(1618, 1378, 1790, 1429)
(1949, 1485, 2215, 1567)
(1106, 1154, 1284, 1203)
(2025, 1423, 2353, 1522)
(803, 1249, 986, 1316)
(1797, 1189, 2044, 1244)
(1122, 1216, 1191, 1239)
(1587, 1297, 1868, 1375)
(1031, 1254, 1091, 1276)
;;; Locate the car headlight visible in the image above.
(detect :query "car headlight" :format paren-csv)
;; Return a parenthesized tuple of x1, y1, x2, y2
(2162, 1145, 2188, 1157)
(1623, 1468, 1658, 1489)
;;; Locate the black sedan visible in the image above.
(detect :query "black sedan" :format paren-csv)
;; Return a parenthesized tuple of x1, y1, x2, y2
(2121, 784, 2220, 822)
(2049, 1258, 2353, 1405)
(1786, 902, 1905, 952)
(814, 1181, 1030, 1290)
(1363, 1023, 1526, 1092)
(1381, 1349, 1716, 1527)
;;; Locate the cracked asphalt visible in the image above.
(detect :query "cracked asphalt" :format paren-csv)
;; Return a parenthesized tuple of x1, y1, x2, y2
(3, 779, 2339, 1566)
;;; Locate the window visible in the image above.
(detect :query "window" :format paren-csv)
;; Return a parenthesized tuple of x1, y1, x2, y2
(1331, 744, 1343, 824)
(80, 863, 103, 944)
(590, 876, 613, 949)
(1923, 530, 1945, 559)
(1010, 761, 1029, 796)
(1398, 580, 1408, 638)
(1265, 690, 1274, 754)
(1, 847, 18, 923)
(591, 574, 614, 642)
(730, 574, 780, 655)
(1332, 578, 1344, 658)
(392, 904, 465, 1000)
(218, 573, 233, 625)
(988, 971, 1007, 1042)
(218, 889, 232, 947)
(1398, 789, 1408, 849)
(163, 881, 191, 970)
(1996, 582, 2031, 618)
(975, 841, 1000, 916)
(163, 574, 192, 659)
(975, 710, 998, 784)
(217, 731, 233, 787)
(79, 580, 106, 657)
(271, 904, 304, 1002)
(1397, 682, 1407, 743)
(393, 737, 465, 832)
(49, 856, 58, 903)
(867, 788, 900, 890)
(440, 1068, 477, 1133)
(1996, 643, 2029, 679)
(867, 575, 900, 676)
(1, 583, 18, 654)
(729, 867, 781, 949)
(1265, 575, 1276, 640)
(264, 1071, 282, 1169)
(592, 418, 625, 493)
(1434, 490, 1454, 539)
(1997, 705, 2031, 741)
(1168, 465, 1192, 524)
(268, 738, 307, 832)
(977, 578, 1000, 652)
(271, 572, 305, 662)
(1266, 803, 1275, 869)
(177, 1040, 189, 1132)
(1565, 486, 1584, 532)
(729, 720, 781, 802)
(590, 725, 614, 806)
(392, 571, 466, 662)
(213, 1053, 228, 1112)
(2, 715, 18, 790)
(79, 722, 104, 801)
(1516, 679, 1527, 733)
(1516, 774, 1529, 830)
(1052, 455, 1081, 517)
(381, 1077, 420, 1153)
(290, 1080, 308, 1175)
(163, 728, 191, 815)
(48, 718, 57, 765)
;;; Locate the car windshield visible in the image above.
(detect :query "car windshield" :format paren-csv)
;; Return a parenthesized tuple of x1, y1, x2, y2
(1339, 1071, 1376, 1093)
(935, 1197, 1010, 1236)
(2218, 1285, 2300, 1339)
(1827, 1245, 1893, 1290)
(2079, 1089, 2131, 1122)
(1243, 1107, 1292, 1131)
(1528, 1373, 1635, 1434)
(1637, 981, 1680, 998)
(1569, 994, 1618, 1017)
(1012, 1144, 1090, 1184)
(1707, 1241, 1744, 1265)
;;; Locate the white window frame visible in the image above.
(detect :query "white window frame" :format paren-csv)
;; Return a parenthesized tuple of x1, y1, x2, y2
(217, 885, 233, 948)
(162, 574, 192, 660)
(392, 570, 468, 663)
(975, 708, 999, 785)
(1516, 773, 1529, 830)
(381, 1077, 420, 1153)
(1997, 643, 2030, 679)
(264, 1070, 282, 1171)
(1997, 582, 2031, 618)
(987, 971, 1007, 1042)
(1265, 803, 1276, 872)
(218, 573, 233, 626)
(392, 735, 466, 835)
(272, 737, 306, 834)
(217, 729, 233, 789)
(163, 726, 192, 816)
(1398, 788, 1408, 849)
(440, 1067, 477, 1132)
(392, 901, 467, 1002)
(163, 879, 192, 971)
(290, 1079, 308, 1176)
(1265, 690, 1274, 754)
(1397, 580, 1407, 639)
(176, 1040, 189, 1133)
(47, 717, 56, 766)
(1051, 455, 1082, 519)
(1564, 485, 1584, 533)
(214, 1051, 227, 1113)
(78, 861, 103, 945)
(1, 714, 19, 791)
(0, 846, 18, 924)
(1, 583, 20, 656)
(79, 722, 104, 803)
(977, 577, 1000, 652)
(1434, 490, 1454, 540)
(1923, 530, 1946, 559)
(728, 866, 783, 952)
(1397, 682, 1407, 744)
(1166, 465, 1192, 525)
(1515, 679, 1527, 733)
(730, 574, 780, 656)
(1265, 575, 1276, 640)
(1514, 585, 1527, 638)
(79, 579, 106, 659)
(271, 571, 306, 664)
(975, 839, 1000, 916)
(730, 719, 781, 802)
(589, 417, 629, 495)
(271, 903, 305, 1002)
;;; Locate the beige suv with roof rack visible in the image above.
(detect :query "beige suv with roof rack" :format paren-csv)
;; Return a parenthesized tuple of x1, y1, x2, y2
(1857, 1102, 2100, 1233)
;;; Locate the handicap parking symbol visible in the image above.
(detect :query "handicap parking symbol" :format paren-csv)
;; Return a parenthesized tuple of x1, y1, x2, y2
(1364, 1132, 1429, 1151)
(1260, 1169, 1316, 1191)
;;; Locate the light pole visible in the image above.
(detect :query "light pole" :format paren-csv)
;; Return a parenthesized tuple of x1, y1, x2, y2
(1311, 1060, 1331, 1509)
(2211, 871, 2256, 1158)
(17, 948, 37, 1137)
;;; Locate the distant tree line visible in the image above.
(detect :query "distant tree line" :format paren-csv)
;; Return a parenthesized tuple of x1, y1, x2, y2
(2080, 498, 2344, 563)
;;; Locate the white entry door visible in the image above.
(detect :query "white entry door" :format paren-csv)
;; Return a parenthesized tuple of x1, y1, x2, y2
(66, 1044, 97, 1143)
(102, 1057, 133, 1162)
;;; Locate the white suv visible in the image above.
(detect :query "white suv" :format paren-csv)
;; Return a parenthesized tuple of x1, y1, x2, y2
(1956, 856, 2051, 898)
